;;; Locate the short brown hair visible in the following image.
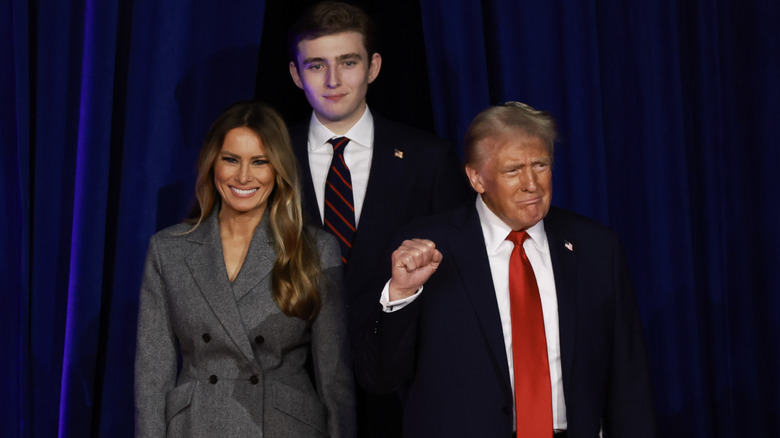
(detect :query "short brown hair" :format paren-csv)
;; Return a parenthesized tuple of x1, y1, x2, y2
(288, 1, 377, 67)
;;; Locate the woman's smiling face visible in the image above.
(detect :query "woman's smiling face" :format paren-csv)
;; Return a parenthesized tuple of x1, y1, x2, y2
(214, 127, 276, 218)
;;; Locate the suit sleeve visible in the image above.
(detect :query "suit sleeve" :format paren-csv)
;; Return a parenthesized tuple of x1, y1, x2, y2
(310, 232, 357, 438)
(134, 237, 178, 438)
(354, 298, 422, 395)
(604, 240, 657, 437)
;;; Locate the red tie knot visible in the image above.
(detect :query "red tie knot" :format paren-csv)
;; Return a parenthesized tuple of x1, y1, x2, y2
(506, 230, 529, 247)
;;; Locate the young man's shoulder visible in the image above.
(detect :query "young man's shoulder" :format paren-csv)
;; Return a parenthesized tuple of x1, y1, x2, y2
(371, 112, 449, 149)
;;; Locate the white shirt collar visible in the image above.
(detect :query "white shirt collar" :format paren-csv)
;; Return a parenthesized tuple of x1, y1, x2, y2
(308, 106, 374, 152)
(474, 194, 548, 254)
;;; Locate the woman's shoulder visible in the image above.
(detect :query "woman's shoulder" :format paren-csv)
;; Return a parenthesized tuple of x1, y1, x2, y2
(157, 220, 196, 235)
(148, 221, 199, 245)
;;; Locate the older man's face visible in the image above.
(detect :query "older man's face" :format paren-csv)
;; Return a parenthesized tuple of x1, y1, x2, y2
(466, 132, 552, 231)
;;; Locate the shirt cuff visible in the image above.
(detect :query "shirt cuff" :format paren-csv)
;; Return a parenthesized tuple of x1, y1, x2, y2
(379, 280, 423, 313)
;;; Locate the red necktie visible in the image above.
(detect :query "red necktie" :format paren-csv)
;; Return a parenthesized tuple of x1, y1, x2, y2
(324, 137, 356, 264)
(506, 230, 552, 437)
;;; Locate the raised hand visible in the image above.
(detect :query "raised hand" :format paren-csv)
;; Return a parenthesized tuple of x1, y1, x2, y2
(388, 239, 442, 301)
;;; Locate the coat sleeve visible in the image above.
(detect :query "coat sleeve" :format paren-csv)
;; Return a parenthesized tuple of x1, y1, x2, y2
(134, 237, 179, 437)
(603, 239, 657, 437)
(353, 299, 422, 395)
(310, 231, 357, 438)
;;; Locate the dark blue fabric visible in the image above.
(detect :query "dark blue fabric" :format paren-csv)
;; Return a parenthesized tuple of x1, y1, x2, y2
(420, 0, 780, 437)
(3, 2, 30, 438)
(3, 0, 264, 436)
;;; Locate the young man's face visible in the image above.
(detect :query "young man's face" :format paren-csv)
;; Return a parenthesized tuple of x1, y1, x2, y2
(289, 31, 382, 134)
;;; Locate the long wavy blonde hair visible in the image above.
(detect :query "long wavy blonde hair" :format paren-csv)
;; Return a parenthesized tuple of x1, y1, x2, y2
(188, 101, 322, 320)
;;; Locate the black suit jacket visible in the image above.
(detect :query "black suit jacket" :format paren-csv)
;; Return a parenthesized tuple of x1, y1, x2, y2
(355, 200, 656, 437)
(289, 113, 469, 331)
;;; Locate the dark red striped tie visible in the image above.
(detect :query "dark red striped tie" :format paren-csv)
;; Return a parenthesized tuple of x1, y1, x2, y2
(324, 137, 356, 264)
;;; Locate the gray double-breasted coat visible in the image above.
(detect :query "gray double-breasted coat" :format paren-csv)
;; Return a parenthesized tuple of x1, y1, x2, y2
(134, 211, 356, 437)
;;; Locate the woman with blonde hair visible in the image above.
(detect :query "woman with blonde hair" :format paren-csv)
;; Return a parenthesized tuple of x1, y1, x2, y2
(135, 101, 355, 437)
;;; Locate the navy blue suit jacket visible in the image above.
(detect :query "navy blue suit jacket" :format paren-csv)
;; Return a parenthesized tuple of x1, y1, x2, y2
(289, 113, 469, 332)
(355, 200, 656, 438)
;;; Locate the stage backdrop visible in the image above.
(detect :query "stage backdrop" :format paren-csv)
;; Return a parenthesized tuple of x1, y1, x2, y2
(4, 0, 778, 437)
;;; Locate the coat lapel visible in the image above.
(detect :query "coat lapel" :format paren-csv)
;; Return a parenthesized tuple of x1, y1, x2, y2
(544, 209, 578, 390)
(447, 203, 513, 398)
(185, 211, 258, 363)
(231, 217, 275, 302)
(347, 117, 406, 279)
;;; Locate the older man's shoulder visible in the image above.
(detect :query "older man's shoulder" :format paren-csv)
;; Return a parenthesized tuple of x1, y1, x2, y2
(544, 206, 620, 241)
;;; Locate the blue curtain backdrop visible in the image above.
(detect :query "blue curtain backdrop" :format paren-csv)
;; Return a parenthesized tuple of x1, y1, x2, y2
(3, 0, 265, 436)
(3, 0, 778, 437)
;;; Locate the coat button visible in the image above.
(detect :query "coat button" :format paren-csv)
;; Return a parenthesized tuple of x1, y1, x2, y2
(202, 333, 211, 343)
(254, 335, 265, 345)
(250, 375, 259, 385)
(209, 375, 218, 384)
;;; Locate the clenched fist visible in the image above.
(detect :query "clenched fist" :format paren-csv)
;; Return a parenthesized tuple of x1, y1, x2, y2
(388, 239, 442, 301)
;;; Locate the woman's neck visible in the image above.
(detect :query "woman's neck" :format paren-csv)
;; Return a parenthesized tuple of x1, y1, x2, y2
(218, 207, 265, 239)
(218, 206, 266, 283)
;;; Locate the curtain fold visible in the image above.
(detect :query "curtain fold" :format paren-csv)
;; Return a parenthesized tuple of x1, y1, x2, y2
(419, 0, 491, 153)
(4, 1, 264, 436)
(3, 2, 31, 438)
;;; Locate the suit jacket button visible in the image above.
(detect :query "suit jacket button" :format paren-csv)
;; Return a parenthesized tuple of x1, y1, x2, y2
(202, 333, 211, 343)
(255, 335, 265, 345)
(250, 375, 259, 385)
(209, 375, 218, 384)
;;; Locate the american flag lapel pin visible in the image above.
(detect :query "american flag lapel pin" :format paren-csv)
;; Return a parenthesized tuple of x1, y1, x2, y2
(394, 149, 404, 159)
(565, 241, 574, 252)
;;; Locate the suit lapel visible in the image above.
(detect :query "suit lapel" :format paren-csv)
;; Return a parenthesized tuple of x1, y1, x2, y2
(447, 204, 513, 397)
(347, 116, 406, 277)
(185, 211, 257, 363)
(544, 209, 578, 389)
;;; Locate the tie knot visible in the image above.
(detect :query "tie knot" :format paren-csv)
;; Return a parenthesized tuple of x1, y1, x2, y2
(328, 136, 350, 154)
(506, 230, 529, 246)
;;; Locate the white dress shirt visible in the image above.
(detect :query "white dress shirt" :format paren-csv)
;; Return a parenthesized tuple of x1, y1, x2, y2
(306, 107, 374, 226)
(380, 195, 567, 430)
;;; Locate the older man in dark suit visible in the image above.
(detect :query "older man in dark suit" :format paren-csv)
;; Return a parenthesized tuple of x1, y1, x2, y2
(286, 2, 468, 437)
(356, 102, 657, 438)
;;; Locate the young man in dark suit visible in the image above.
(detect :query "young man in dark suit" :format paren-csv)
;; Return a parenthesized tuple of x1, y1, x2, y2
(356, 102, 657, 437)
(287, 2, 468, 436)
